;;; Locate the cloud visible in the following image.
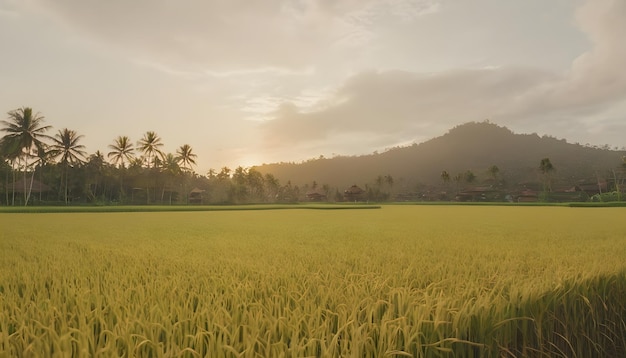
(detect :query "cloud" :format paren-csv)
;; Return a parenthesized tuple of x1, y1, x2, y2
(28, 0, 440, 75)
(0, 0, 19, 17)
(260, 0, 626, 154)
(514, 0, 626, 116)
(260, 68, 552, 144)
(8, 0, 623, 169)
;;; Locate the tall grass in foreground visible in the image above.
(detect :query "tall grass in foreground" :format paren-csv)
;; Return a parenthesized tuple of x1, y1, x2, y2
(1, 206, 625, 357)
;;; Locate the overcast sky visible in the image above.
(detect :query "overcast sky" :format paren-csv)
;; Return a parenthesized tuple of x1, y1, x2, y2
(1, 0, 625, 173)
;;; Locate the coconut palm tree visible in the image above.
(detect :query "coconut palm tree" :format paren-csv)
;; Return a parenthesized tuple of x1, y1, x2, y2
(137, 131, 164, 168)
(137, 131, 166, 203)
(84, 151, 109, 202)
(50, 128, 87, 204)
(107, 136, 135, 168)
(108, 136, 135, 203)
(176, 144, 197, 172)
(441, 170, 450, 185)
(539, 158, 555, 196)
(488, 165, 500, 182)
(0, 140, 18, 205)
(161, 153, 181, 204)
(0, 107, 51, 205)
(162, 153, 181, 173)
(0, 151, 13, 205)
(218, 166, 231, 180)
(464, 170, 476, 184)
(453, 173, 463, 195)
(35, 144, 54, 203)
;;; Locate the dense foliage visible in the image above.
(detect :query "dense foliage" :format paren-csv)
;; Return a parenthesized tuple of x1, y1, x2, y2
(255, 121, 626, 201)
(0, 107, 304, 206)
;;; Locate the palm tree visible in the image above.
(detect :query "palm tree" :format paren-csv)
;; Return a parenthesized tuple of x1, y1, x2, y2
(161, 153, 181, 174)
(108, 136, 135, 203)
(384, 175, 394, 197)
(137, 131, 165, 203)
(0, 151, 13, 205)
(176, 144, 197, 172)
(441, 170, 450, 186)
(488, 165, 500, 183)
(137, 131, 164, 168)
(35, 144, 54, 203)
(375, 175, 384, 188)
(0, 107, 51, 205)
(539, 158, 555, 196)
(161, 153, 181, 204)
(84, 151, 108, 202)
(107, 136, 134, 168)
(440, 170, 451, 200)
(0, 140, 18, 205)
(218, 166, 231, 180)
(453, 173, 463, 195)
(464, 170, 476, 184)
(50, 128, 87, 204)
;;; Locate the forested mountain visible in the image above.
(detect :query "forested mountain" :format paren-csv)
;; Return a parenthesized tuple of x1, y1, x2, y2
(254, 121, 626, 193)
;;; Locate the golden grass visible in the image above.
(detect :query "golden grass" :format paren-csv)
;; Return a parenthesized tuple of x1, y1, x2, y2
(1, 206, 625, 357)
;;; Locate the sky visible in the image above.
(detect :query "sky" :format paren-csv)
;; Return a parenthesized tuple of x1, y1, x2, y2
(1, 0, 625, 174)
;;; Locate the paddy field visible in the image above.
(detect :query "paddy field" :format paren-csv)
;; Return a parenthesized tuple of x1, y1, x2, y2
(1, 205, 625, 357)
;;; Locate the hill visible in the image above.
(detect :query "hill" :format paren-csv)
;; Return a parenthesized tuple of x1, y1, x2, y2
(254, 121, 625, 193)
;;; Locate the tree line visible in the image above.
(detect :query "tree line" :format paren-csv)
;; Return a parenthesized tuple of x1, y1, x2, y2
(0, 107, 309, 206)
(2, 108, 624, 205)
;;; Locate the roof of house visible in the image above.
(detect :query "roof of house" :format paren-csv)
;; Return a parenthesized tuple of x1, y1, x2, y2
(306, 190, 326, 197)
(7, 179, 51, 193)
(344, 185, 364, 194)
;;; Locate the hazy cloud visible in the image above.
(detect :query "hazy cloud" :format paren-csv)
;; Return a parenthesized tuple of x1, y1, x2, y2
(3, 0, 624, 171)
(28, 0, 440, 75)
(261, 68, 554, 145)
(261, 0, 626, 156)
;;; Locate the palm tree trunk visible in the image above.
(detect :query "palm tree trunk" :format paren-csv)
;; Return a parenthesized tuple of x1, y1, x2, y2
(65, 166, 69, 204)
(612, 169, 621, 201)
(39, 165, 43, 203)
(59, 167, 65, 203)
(22, 160, 29, 205)
(5, 168, 10, 205)
(119, 172, 124, 204)
(26, 166, 36, 206)
(11, 166, 15, 206)
(22, 158, 27, 204)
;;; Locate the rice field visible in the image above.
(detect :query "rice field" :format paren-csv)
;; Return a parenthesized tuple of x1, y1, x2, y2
(1, 206, 625, 357)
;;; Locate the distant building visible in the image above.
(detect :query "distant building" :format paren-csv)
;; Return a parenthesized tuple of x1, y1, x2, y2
(188, 188, 205, 204)
(8, 179, 51, 193)
(305, 190, 326, 202)
(515, 189, 539, 202)
(343, 185, 364, 202)
(575, 180, 608, 197)
(455, 186, 504, 202)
